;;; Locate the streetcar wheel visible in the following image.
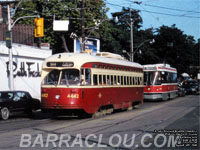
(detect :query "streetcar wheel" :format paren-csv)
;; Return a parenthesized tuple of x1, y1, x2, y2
(133, 104, 140, 109)
(78, 112, 91, 119)
(92, 111, 102, 118)
(0, 107, 10, 120)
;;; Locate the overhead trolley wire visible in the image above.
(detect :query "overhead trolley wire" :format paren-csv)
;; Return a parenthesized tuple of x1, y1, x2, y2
(142, 3, 200, 14)
(106, 1, 200, 18)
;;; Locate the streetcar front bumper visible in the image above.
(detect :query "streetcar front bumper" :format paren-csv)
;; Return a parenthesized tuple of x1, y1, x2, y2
(144, 93, 162, 100)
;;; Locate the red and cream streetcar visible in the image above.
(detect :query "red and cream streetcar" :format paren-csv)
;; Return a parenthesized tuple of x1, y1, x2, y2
(41, 52, 144, 116)
(143, 64, 178, 101)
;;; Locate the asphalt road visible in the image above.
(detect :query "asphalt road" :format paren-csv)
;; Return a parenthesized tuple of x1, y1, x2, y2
(0, 94, 199, 150)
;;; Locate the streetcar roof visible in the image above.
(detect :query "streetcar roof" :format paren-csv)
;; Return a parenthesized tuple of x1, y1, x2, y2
(42, 53, 143, 69)
(143, 64, 177, 73)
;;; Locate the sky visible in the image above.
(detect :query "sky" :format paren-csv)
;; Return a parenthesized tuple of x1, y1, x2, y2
(105, 0, 200, 41)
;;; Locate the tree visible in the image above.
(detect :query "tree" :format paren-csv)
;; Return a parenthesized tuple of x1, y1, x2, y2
(152, 24, 197, 76)
(135, 28, 158, 65)
(99, 7, 143, 57)
(13, 0, 108, 53)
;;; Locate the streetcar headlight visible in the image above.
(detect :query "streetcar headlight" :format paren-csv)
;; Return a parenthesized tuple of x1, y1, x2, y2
(55, 95, 60, 100)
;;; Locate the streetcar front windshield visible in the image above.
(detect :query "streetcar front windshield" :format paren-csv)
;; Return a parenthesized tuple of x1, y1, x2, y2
(43, 69, 80, 86)
(60, 69, 80, 86)
(43, 70, 60, 85)
(144, 71, 156, 85)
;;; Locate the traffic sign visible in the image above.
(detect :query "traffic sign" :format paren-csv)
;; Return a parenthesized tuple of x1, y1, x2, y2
(6, 31, 12, 49)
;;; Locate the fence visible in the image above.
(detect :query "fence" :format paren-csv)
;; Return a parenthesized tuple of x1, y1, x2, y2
(0, 24, 34, 45)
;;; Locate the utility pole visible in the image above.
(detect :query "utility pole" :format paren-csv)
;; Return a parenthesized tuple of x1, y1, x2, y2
(2, 1, 39, 91)
(130, 9, 134, 62)
(81, 0, 85, 52)
(7, 4, 14, 90)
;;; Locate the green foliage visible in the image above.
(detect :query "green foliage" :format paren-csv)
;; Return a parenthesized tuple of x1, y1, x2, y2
(13, 0, 108, 52)
(99, 7, 143, 55)
(151, 25, 198, 76)
(12, 1, 199, 76)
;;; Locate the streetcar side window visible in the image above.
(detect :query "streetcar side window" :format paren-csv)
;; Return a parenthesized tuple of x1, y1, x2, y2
(172, 73, 177, 83)
(139, 77, 143, 85)
(121, 76, 124, 85)
(80, 68, 91, 85)
(103, 75, 106, 85)
(124, 76, 127, 85)
(138, 77, 140, 85)
(130, 76, 133, 85)
(135, 77, 138, 85)
(93, 74, 98, 85)
(81, 69, 84, 75)
(114, 75, 117, 85)
(127, 76, 130, 85)
(85, 69, 91, 85)
(99, 75, 102, 85)
(111, 75, 114, 85)
(132, 77, 135, 85)
(107, 75, 111, 85)
(118, 76, 120, 85)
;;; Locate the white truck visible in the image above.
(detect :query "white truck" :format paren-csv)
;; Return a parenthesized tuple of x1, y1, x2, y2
(0, 42, 51, 100)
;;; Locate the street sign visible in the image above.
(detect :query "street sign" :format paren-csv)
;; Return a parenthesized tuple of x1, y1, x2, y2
(53, 20, 69, 31)
(6, 31, 12, 48)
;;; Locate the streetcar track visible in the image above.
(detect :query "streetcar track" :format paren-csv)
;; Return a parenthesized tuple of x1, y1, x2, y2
(51, 104, 195, 150)
(0, 95, 198, 150)
(55, 99, 197, 150)
(121, 106, 195, 147)
(21, 95, 195, 135)
(60, 97, 193, 134)
(29, 96, 197, 140)
(0, 95, 195, 135)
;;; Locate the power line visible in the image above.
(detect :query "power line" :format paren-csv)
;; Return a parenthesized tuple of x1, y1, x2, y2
(126, 0, 200, 14)
(106, 2, 200, 18)
(141, 9, 200, 18)
(143, 3, 200, 14)
(139, 4, 164, 25)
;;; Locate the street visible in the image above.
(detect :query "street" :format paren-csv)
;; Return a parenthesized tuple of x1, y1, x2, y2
(0, 94, 199, 150)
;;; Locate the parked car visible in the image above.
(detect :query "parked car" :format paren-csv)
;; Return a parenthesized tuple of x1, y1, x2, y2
(182, 80, 199, 94)
(0, 91, 40, 120)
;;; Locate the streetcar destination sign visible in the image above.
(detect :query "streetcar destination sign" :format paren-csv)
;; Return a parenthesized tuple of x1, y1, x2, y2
(47, 62, 74, 67)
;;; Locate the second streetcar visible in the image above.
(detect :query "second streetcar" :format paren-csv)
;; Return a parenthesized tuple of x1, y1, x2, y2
(143, 64, 178, 101)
